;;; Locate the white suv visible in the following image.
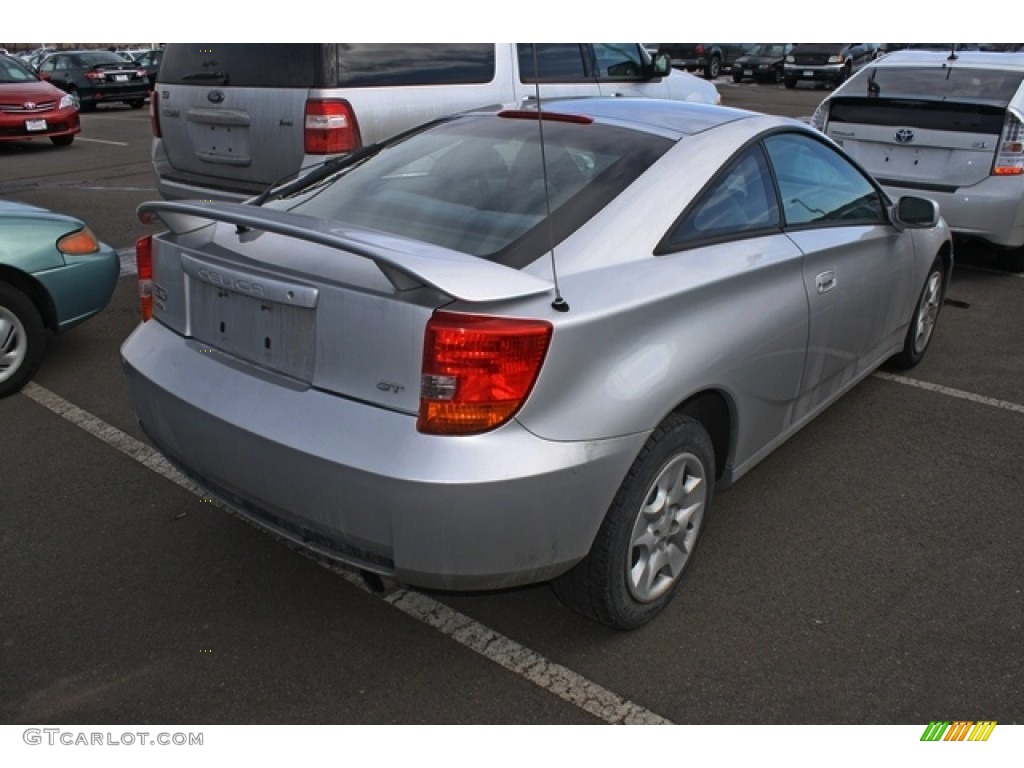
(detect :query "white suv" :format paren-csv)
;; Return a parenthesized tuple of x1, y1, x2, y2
(151, 43, 719, 203)
(811, 50, 1024, 270)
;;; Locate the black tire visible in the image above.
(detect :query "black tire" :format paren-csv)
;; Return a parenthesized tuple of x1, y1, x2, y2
(784, 78, 797, 89)
(552, 413, 715, 630)
(732, 73, 743, 83)
(50, 134, 74, 147)
(887, 258, 945, 370)
(704, 55, 721, 80)
(129, 99, 145, 109)
(0, 283, 47, 398)
(997, 247, 1024, 272)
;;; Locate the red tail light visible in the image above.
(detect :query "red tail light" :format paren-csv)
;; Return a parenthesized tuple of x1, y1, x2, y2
(135, 235, 153, 321)
(150, 89, 161, 138)
(418, 312, 552, 435)
(304, 99, 360, 154)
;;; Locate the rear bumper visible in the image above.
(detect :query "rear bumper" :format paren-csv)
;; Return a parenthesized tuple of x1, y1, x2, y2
(121, 319, 646, 590)
(785, 63, 846, 84)
(79, 83, 149, 105)
(879, 176, 1024, 248)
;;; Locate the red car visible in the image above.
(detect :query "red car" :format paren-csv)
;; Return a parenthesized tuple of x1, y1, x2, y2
(0, 54, 80, 147)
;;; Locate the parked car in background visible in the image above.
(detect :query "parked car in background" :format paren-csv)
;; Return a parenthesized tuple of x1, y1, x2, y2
(132, 48, 163, 88)
(732, 44, 793, 83)
(811, 49, 1024, 271)
(0, 53, 80, 146)
(124, 97, 951, 629)
(35, 50, 149, 110)
(656, 43, 751, 79)
(0, 201, 119, 397)
(151, 43, 720, 202)
(784, 43, 877, 88)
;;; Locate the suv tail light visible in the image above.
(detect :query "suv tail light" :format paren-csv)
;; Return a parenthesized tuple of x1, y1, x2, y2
(150, 89, 161, 138)
(304, 99, 360, 154)
(136, 235, 153, 321)
(992, 108, 1024, 176)
(418, 312, 552, 435)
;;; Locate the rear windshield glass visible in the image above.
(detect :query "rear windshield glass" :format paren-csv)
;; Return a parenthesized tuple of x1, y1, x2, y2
(158, 44, 495, 88)
(846, 65, 1024, 105)
(274, 113, 671, 267)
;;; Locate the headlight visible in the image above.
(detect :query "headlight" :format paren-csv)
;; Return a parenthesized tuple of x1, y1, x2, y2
(785, 55, 795, 63)
(828, 55, 845, 64)
(59, 92, 79, 110)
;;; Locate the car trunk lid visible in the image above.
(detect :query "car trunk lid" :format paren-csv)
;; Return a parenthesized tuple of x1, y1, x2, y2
(139, 201, 554, 414)
(825, 97, 1008, 189)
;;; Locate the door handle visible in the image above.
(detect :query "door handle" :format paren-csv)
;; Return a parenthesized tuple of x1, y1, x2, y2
(816, 270, 837, 294)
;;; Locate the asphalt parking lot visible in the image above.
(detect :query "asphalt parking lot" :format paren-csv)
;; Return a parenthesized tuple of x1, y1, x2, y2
(1, 78, 1021, 742)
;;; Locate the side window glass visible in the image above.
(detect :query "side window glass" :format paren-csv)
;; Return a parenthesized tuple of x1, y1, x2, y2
(517, 44, 587, 82)
(591, 44, 644, 80)
(669, 144, 780, 247)
(764, 133, 886, 226)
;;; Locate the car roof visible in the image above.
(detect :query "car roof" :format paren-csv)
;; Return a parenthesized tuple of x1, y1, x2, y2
(494, 97, 756, 140)
(875, 50, 1024, 71)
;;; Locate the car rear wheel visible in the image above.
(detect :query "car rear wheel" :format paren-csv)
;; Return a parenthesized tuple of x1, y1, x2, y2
(704, 55, 721, 79)
(887, 258, 945, 370)
(0, 283, 47, 398)
(997, 247, 1024, 272)
(552, 413, 715, 630)
(50, 135, 74, 147)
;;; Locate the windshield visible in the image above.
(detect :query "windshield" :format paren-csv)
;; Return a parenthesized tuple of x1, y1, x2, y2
(747, 44, 788, 57)
(272, 113, 671, 267)
(0, 56, 37, 83)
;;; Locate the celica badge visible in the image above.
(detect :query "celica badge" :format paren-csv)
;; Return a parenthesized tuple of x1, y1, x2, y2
(895, 128, 915, 144)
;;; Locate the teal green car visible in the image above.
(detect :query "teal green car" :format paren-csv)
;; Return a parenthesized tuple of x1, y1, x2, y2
(0, 200, 119, 397)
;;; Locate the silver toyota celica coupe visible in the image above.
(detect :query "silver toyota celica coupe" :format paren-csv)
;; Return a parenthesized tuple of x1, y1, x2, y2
(122, 98, 952, 629)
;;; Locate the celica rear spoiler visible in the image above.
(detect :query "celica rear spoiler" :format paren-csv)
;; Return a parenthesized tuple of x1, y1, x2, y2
(137, 200, 554, 304)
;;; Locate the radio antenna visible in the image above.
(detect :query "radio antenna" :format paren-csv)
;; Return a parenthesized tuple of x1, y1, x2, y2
(531, 45, 570, 313)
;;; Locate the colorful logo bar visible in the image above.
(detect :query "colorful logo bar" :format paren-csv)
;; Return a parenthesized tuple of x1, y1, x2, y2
(921, 721, 997, 742)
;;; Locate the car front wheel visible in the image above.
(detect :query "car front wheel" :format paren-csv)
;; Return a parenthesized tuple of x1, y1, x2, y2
(552, 413, 715, 630)
(887, 258, 945, 370)
(0, 283, 47, 398)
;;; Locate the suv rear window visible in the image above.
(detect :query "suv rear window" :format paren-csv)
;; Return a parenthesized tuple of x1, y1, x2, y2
(158, 44, 495, 89)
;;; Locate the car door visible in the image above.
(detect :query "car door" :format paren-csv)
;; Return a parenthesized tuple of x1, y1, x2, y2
(661, 142, 809, 460)
(38, 54, 71, 90)
(763, 132, 915, 418)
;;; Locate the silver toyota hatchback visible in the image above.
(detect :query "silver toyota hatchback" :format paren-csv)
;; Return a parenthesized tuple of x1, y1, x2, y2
(811, 50, 1024, 271)
(123, 98, 952, 629)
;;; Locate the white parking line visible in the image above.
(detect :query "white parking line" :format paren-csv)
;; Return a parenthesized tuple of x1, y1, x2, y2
(873, 372, 1024, 415)
(76, 137, 130, 146)
(19, 381, 671, 726)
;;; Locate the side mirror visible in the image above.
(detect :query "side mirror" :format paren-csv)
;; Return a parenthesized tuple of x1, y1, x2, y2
(894, 196, 940, 228)
(651, 52, 671, 78)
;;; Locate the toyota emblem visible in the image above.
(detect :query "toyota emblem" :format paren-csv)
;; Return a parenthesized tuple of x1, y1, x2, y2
(895, 128, 915, 144)
(207, 90, 225, 104)
(23, 101, 37, 109)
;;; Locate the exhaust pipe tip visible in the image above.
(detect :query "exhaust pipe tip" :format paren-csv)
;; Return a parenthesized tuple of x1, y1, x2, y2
(360, 570, 400, 595)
